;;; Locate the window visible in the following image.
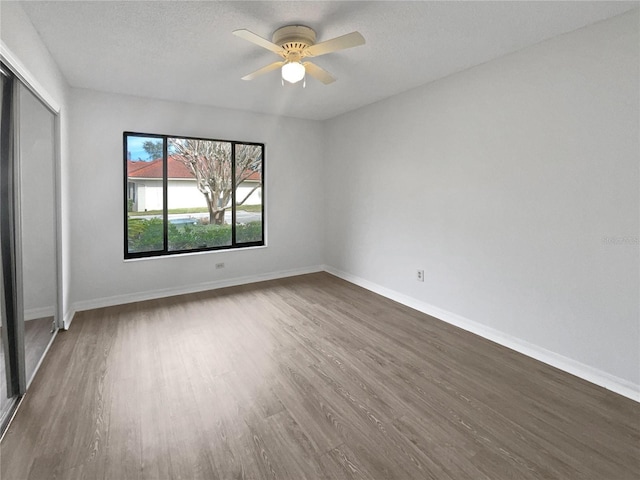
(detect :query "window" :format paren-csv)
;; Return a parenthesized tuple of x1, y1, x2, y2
(124, 132, 264, 258)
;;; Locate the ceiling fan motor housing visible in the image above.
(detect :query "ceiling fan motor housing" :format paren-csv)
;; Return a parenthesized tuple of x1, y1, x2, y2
(272, 25, 316, 53)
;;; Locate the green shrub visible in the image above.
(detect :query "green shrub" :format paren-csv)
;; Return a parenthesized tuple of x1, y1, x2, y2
(168, 222, 232, 250)
(236, 221, 263, 243)
(127, 218, 262, 252)
(128, 217, 163, 252)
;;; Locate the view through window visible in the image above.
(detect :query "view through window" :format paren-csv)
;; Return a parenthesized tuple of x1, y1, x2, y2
(124, 133, 264, 258)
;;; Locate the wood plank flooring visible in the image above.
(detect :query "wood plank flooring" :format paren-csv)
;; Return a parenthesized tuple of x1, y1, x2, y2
(1, 317, 54, 423)
(1, 272, 638, 479)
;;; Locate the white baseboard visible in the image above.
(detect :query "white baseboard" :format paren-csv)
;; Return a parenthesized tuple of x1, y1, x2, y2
(70, 265, 324, 316)
(24, 306, 56, 321)
(323, 265, 640, 403)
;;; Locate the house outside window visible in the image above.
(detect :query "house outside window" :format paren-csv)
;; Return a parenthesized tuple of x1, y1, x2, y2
(124, 132, 264, 258)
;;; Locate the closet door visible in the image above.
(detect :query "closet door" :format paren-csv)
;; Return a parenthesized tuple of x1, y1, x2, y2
(0, 64, 16, 427)
(0, 63, 59, 432)
(17, 81, 58, 386)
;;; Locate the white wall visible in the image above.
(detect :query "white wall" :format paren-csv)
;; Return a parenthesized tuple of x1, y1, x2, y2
(68, 89, 325, 309)
(324, 11, 639, 393)
(0, 2, 71, 324)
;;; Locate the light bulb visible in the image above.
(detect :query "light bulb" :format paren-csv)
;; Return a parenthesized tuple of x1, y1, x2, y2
(281, 62, 305, 84)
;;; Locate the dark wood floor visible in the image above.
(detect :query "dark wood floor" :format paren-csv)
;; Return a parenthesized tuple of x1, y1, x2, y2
(1, 273, 638, 479)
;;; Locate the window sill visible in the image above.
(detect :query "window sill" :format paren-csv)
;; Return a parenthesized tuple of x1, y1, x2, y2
(123, 244, 267, 263)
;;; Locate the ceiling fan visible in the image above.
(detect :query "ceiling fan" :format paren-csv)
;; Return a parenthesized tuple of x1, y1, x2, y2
(233, 25, 365, 85)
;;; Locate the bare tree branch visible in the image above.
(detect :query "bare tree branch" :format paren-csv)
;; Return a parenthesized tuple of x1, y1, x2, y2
(168, 139, 262, 225)
(237, 183, 261, 206)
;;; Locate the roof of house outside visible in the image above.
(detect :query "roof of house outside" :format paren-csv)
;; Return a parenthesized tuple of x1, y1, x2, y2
(127, 156, 260, 181)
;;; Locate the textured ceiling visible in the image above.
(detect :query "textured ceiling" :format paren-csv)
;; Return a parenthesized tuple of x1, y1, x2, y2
(15, 1, 639, 120)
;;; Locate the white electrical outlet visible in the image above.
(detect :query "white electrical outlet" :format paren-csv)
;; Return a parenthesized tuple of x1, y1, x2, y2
(416, 269, 424, 282)
(215, 263, 225, 269)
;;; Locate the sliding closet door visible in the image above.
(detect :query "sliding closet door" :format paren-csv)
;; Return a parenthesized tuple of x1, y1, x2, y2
(17, 82, 57, 385)
(0, 61, 60, 434)
(0, 65, 15, 426)
(0, 59, 59, 433)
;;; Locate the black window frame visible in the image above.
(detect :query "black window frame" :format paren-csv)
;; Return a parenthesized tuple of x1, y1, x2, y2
(123, 131, 265, 259)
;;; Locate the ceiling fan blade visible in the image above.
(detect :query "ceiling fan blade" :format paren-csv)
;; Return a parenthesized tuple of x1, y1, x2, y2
(303, 62, 336, 85)
(241, 61, 285, 81)
(305, 31, 365, 57)
(233, 29, 285, 55)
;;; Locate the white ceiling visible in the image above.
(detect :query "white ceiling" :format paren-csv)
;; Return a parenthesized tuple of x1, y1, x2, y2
(17, 1, 639, 121)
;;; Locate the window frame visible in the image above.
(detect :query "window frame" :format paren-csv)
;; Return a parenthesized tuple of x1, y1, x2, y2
(123, 131, 265, 259)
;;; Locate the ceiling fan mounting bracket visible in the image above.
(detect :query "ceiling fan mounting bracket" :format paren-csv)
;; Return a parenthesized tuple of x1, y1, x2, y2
(272, 25, 316, 53)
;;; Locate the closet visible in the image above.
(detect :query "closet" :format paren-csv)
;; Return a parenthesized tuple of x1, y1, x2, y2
(0, 62, 59, 433)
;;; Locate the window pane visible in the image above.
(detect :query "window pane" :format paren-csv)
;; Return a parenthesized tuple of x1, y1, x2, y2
(235, 144, 263, 244)
(126, 135, 165, 253)
(167, 138, 232, 251)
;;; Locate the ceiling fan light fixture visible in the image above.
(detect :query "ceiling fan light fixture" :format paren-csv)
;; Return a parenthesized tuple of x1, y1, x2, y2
(234, 26, 364, 85)
(281, 61, 305, 84)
